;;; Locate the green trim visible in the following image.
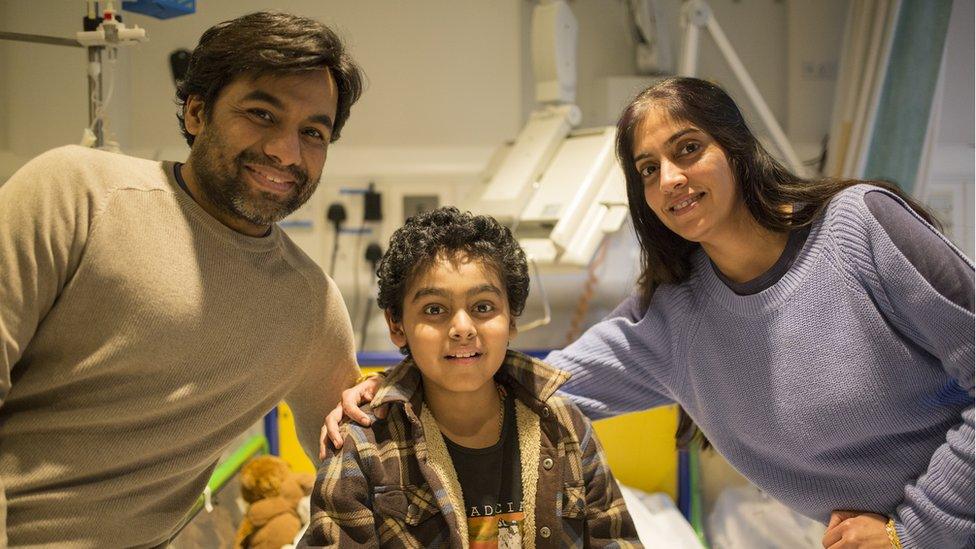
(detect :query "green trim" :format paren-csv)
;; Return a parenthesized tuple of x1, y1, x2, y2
(689, 443, 709, 547)
(182, 435, 269, 524)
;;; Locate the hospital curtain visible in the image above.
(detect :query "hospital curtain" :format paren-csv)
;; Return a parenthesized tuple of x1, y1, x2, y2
(825, 0, 953, 194)
(862, 0, 952, 194)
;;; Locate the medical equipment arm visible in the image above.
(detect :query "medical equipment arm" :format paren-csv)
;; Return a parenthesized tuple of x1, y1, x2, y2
(679, 0, 806, 176)
(854, 192, 975, 548)
(477, 0, 579, 223)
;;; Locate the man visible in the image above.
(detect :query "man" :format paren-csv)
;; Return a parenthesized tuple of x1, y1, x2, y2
(0, 11, 363, 547)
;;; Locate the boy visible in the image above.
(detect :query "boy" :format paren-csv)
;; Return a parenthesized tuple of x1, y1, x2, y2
(300, 207, 640, 547)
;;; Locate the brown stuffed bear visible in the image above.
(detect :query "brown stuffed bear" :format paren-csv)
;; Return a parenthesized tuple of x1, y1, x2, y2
(233, 455, 315, 549)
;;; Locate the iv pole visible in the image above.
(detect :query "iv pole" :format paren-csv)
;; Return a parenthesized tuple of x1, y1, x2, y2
(678, 0, 808, 177)
(0, 2, 147, 149)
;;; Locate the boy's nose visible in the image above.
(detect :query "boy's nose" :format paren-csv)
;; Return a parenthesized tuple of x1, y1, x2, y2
(449, 312, 476, 340)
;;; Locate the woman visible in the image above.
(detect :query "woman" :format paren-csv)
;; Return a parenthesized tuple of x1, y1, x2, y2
(326, 77, 973, 549)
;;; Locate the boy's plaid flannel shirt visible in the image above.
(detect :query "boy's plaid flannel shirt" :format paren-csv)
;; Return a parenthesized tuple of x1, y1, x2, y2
(300, 349, 641, 548)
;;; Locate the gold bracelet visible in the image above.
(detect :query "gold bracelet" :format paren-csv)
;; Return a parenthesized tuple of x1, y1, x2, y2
(885, 518, 903, 549)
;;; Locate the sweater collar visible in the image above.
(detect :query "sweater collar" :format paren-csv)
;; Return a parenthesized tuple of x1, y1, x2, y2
(165, 161, 281, 252)
(692, 214, 826, 316)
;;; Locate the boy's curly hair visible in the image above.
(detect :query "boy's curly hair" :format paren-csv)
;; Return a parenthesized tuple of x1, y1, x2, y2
(377, 207, 529, 323)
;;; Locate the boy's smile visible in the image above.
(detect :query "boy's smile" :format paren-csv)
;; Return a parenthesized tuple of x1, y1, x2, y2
(386, 253, 516, 398)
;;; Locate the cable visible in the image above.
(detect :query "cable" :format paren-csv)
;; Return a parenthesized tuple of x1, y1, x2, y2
(351, 228, 365, 331)
(326, 203, 347, 278)
(359, 243, 384, 351)
(89, 46, 117, 136)
(352, 184, 382, 340)
(565, 237, 610, 344)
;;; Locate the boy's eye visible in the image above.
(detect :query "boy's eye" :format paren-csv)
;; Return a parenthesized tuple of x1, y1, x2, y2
(422, 304, 445, 315)
(473, 302, 495, 314)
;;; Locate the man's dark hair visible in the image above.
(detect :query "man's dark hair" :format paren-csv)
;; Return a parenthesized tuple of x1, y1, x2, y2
(175, 11, 364, 146)
(376, 207, 530, 325)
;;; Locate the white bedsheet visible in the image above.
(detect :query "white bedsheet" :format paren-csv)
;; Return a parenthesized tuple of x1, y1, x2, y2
(618, 483, 705, 548)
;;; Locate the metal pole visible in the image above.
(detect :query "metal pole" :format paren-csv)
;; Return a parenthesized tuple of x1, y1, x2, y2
(678, 0, 708, 77)
(704, 15, 807, 176)
(87, 46, 105, 148)
(0, 31, 82, 48)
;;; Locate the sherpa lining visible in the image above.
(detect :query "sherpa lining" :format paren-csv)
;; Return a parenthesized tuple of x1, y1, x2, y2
(516, 399, 541, 549)
(418, 400, 543, 548)
(419, 404, 470, 548)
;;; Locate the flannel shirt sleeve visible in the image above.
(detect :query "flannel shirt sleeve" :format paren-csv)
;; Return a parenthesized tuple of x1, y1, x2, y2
(574, 405, 643, 548)
(298, 427, 378, 548)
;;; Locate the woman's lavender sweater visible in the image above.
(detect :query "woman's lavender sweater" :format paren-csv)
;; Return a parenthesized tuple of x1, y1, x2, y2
(547, 185, 974, 548)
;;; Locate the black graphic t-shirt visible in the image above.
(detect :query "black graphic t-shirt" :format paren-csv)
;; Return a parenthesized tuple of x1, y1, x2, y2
(444, 392, 524, 548)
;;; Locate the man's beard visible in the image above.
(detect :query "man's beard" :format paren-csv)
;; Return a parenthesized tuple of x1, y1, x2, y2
(187, 126, 318, 227)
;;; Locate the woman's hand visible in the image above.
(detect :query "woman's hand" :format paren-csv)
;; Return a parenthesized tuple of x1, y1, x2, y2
(318, 375, 386, 459)
(822, 511, 892, 549)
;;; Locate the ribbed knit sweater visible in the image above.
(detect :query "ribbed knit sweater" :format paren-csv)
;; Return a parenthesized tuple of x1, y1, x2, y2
(0, 146, 359, 547)
(547, 185, 974, 548)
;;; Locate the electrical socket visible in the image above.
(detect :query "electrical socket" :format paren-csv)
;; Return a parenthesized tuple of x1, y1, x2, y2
(402, 194, 440, 222)
(800, 60, 837, 81)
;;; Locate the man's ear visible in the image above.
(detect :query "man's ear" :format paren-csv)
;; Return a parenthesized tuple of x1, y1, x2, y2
(384, 309, 407, 348)
(184, 95, 206, 137)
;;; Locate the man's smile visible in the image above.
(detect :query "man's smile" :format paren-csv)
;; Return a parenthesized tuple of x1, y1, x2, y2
(244, 164, 297, 194)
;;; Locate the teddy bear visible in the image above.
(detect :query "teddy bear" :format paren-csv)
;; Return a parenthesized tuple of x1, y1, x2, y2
(233, 455, 315, 549)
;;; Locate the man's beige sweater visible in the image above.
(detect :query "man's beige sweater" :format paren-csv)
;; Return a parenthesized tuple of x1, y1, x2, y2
(0, 146, 359, 547)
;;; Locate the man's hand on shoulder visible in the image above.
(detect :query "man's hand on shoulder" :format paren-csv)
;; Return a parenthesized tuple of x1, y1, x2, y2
(319, 374, 387, 459)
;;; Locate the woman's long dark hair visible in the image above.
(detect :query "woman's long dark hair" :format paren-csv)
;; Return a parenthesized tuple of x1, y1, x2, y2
(615, 77, 940, 448)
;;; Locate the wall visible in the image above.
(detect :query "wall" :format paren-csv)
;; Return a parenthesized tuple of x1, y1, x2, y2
(0, 0, 822, 348)
(0, 0, 525, 169)
(675, 0, 789, 134)
(0, 1, 7, 152)
(936, 0, 974, 145)
(122, 0, 524, 152)
(0, 1, 818, 160)
(0, 1, 139, 175)
(524, 0, 796, 135)
(786, 0, 847, 152)
(1, 3, 92, 161)
(922, 0, 975, 258)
